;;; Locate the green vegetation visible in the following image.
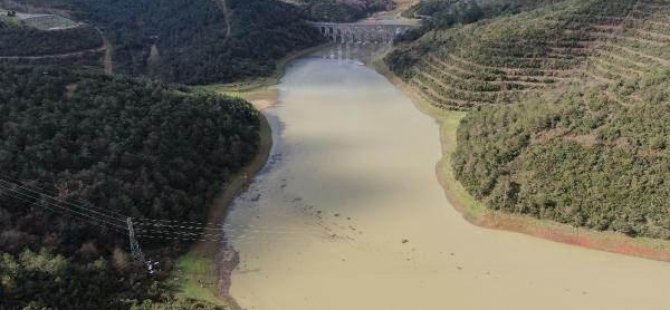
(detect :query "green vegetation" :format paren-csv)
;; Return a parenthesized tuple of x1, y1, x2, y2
(0, 66, 259, 308)
(176, 254, 224, 305)
(0, 0, 376, 306)
(22, 14, 79, 30)
(93, 0, 322, 84)
(388, 0, 670, 239)
(129, 298, 226, 309)
(404, 0, 484, 27)
(0, 0, 403, 83)
(453, 76, 670, 239)
(0, 10, 19, 25)
(302, 0, 394, 22)
(2, 0, 324, 84)
(388, 0, 626, 109)
(0, 21, 101, 56)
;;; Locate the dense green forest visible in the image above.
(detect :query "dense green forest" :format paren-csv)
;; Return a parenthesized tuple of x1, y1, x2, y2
(77, 0, 323, 84)
(0, 21, 101, 57)
(397, 0, 558, 40)
(1, 0, 325, 84)
(0, 1, 398, 306)
(388, 0, 670, 239)
(0, 66, 259, 308)
(453, 78, 670, 239)
(302, 0, 394, 22)
(0, 0, 406, 84)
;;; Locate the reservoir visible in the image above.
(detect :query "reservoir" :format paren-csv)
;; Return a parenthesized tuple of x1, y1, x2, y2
(223, 53, 670, 310)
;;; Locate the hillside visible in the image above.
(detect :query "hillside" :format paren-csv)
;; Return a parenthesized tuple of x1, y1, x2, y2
(0, 22, 100, 57)
(0, 66, 259, 308)
(386, 0, 670, 239)
(1, 0, 324, 85)
(301, 0, 395, 22)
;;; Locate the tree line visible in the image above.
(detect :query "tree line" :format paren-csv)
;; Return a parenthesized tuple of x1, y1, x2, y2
(302, 0, 394, 22)
(453, 75, 670, 239)
(0, 66, 259, 308)
(0, 21, 101, 57)
(2, 0, 325, 85)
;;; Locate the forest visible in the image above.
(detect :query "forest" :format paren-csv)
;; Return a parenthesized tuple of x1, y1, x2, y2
(0, 0, 399, 307)
(387, 0, 670, 239)
(85, 0, 323, 84)
(301, 0, 394, 22)
(453, 77, 670, 239)
(0, 66, 259, 308)
(1, 0, 325, 85)
(0, 0, 404, 84)
(0, 21, 101, 57)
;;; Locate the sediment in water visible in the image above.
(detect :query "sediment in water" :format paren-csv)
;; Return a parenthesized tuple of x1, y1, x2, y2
(372, 56, 670, 262)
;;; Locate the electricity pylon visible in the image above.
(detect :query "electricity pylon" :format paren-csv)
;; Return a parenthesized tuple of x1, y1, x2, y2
(126, 217, 145, 263)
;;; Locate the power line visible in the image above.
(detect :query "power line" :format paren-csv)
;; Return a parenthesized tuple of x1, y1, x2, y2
(0, 176, 124, 220)
(127, 218, 145, 263)
(0, 176, 125, 222)
(135, 221, 225, 232)
(0, 174, 119, 216)
(0, 187, 126, 233)
(135, 217, 226, 227)
(135, 228, 225, 239)
(0, 181, 126, 227)
(135, 221, 318, 235)
(0, 176, 325, 268)
(136, 234, 226, 243)
(0, 183, 126, 230)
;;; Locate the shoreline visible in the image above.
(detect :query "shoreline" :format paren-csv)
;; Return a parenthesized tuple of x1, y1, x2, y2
(371, 57, 670, 262)
(206, 43, 332, 93)
(178, 41, 329, 306)
(177, 93, 275, 308)
(180, 41, 670, 306)
(178, 40, 334, 307)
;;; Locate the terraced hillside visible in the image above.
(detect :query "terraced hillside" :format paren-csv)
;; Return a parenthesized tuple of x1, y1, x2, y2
(388, 0, 670, 239)
(583, 0, 670, 100)
(388, 0, 656, 109)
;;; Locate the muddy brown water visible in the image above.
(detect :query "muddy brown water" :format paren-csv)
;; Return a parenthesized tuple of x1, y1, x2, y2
(223, 55, 670, 310)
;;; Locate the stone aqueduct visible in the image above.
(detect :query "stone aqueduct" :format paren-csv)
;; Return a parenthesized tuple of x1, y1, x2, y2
(308, 21, 415, 45)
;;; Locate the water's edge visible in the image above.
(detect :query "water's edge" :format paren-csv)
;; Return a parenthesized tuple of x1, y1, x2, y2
(223, 51, 670, 310)
(371, 57, 670, 262)
(178, 109, 273, 308)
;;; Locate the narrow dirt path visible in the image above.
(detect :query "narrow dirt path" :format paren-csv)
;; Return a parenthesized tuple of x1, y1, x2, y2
(0, 28, 112, 73)
(0, 46, 105, 60)
(215, 0, 232, 44)
(101, 32, 113, 75)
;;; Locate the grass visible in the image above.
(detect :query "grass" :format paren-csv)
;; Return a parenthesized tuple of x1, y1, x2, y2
(194, 83, 278, 105)
(435, 111, 489, 219)
(177, 81, 276, 308)
(175, 113, 272, 307)
(0, 9, 79, 30)
(22, 15, 78, 30)
(176, 254, 228, 306)
(0, 10, 21, 26)
(178, 37, 311, 305)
